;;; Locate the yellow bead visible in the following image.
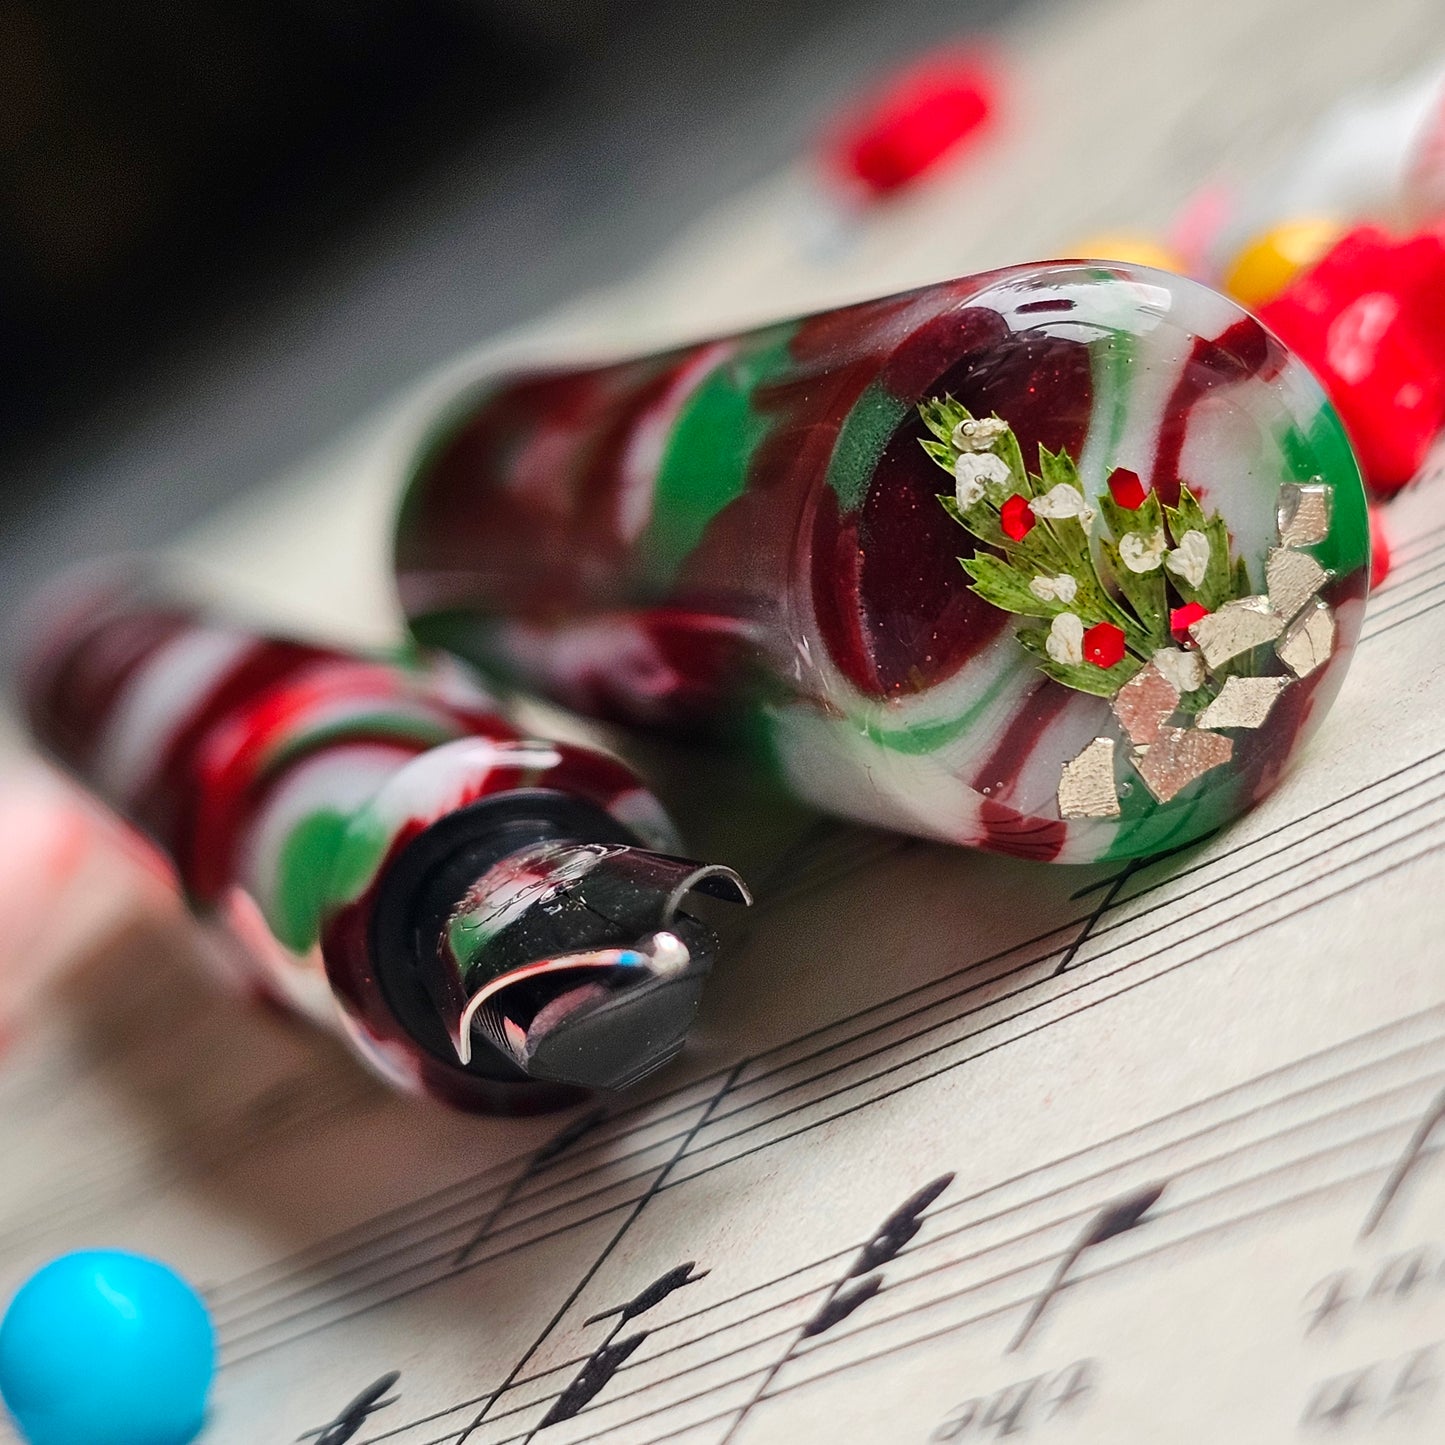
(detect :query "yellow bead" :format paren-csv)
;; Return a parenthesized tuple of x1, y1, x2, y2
(1069, 234, 1187, 274)
(1223, 218, 1344, 309)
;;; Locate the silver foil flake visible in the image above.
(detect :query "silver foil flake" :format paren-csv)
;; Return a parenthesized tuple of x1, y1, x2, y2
(1189, 597, 1286, 669)
(1266, 546, 1328, 622)
(1277, 482, 1333, 547)
(1057, 737, 1121, 819)
(1196, 675, 1291, 730)
(1133, 726, 1234, 804)
(1276, 598, 1337, 678)
(1111, 661, 1180, 746)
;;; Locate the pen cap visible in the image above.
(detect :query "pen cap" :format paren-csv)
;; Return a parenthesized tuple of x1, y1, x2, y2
(395, 264, 1370, 864)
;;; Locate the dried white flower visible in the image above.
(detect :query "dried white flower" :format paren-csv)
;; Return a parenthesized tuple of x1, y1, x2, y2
(954, 451, 1012, 508)
(1046, 611, 1085, 665)
(1119, 527, 1168, 574)
(1165, 529, 1211, 589)
(1030, 483, 1091, 520)
(1030, 573, 1079, 604)
(951, 415, 1010, 452)
(1151, 646, 1205, 693)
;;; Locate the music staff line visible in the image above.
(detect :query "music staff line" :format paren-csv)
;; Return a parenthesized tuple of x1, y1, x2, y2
(0, 1069, 375, 1261)
(218, 897, 1436, 1367)
(449, 1062, 748, 1445)
(654, 829, 1445, 1201)
(242, 1008, 1445, 1396)
(252, 721, 1445, 1314)
(355, 1038, 1445, 1445)
(208, 1087, 719, 1305)
(1358, 533, 1445, 641)
(388, 1091, 1445, 1445)
(1345, 504, 1445, 643)
(219, 867, 1439, 1375)
(215, 789, 1445, 1360)
(263, 1009, 1445, 1443)
(615, 1159, 1445, 1445)
(1364, 552, 1445, 624)
(695, 755, 1445, 1133)
(214, 731, 1445, 1317)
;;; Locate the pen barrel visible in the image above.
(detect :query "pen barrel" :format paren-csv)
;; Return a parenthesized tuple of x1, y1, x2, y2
(395, 263, 1372, 864)
(20, 575, 718, 1110)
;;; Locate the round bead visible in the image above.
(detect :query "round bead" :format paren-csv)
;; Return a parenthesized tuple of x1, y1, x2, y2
(1223, 217, 1344, 309)
(1069, 234, 1188, 274)
(0, 1252, 214, 1445)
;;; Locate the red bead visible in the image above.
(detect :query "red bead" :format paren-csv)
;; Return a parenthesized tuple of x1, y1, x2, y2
(822, 50, 998, 200)
(1369, 505, 1391, 590)
(1258, 225, 1445, 493)
(1000, 493, 1035, 541)
(1107, 466, 1148, 509)
(1170, 602, 1210, 641)
(1082, 621, 1127, 669)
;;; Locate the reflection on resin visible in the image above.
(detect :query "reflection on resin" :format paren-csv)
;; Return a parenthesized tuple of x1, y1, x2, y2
(397, 263, 1371, 864)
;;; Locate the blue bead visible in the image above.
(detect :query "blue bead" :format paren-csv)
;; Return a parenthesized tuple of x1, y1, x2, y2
(0, 1251, 214, 1445)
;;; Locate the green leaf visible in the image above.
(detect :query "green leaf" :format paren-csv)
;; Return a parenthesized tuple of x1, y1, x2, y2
(1098, 490, 1163, 547)
(1199, 514, 1234, 611)
(1099, 538, 1169, 643)
(919, 394, 970, 445)
(938, 493, 1005, 548)
(961, 555, 1054, 616)
(1018, 626, 1145, 697)
(1163, 483, 1208, 544)
(1160, 510, 1235, 611)
(1036, 444, 1081, 495)
(1012, 513, 1078, 575)
(1175, 683, 1218, 716)
(994, 425, 1030, 498)
(920, 438, 954, 469)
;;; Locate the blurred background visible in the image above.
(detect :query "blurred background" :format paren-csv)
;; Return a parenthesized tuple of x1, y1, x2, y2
(0, 0, 1019, 658)
(3, 0, 1444, 676)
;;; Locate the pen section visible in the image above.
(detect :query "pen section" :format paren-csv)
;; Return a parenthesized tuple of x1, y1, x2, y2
(20, 577, 743, 1111)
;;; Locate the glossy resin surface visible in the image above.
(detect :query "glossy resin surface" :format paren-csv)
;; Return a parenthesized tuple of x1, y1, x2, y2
(397, 264, 1369, 863)
(22, 581, 677, 1109)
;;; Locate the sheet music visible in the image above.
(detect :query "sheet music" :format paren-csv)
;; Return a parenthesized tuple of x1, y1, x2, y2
(3, 0, 1445, 1440)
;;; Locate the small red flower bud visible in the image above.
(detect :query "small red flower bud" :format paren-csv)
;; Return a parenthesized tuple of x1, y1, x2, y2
(1170, 601, 1210, 641)
(1083, 621, 1127, 668)
(1107, 467, 1148, 510)
(1000, 493, 1035, 541)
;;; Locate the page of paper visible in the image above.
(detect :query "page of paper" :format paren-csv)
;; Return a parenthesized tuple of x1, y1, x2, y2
(2, 0, 1445, 1441)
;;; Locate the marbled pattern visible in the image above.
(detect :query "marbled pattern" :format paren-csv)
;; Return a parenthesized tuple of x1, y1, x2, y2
(22, 577, 678, 1110)
(396, 264, 1371, 863)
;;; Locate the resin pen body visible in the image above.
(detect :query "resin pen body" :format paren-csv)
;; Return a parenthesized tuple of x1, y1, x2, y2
(20, 577, 746, 1112)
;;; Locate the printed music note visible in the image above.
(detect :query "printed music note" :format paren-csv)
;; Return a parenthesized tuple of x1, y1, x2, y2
(1359, 1086, 1445, 1239)
(297, 1372, 400, 1445)
(718, 1173, 955, 1442)
(1006, 1183, 1167, 1351)
(453, 1060, 748, 1443)
(1055, 839, 1208, 974)
(527, 1262, 708, 1438)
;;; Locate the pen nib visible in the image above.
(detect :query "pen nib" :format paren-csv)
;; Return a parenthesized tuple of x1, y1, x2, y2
(462, 930, 703, 1091)
(439, 844, 749, 1091)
